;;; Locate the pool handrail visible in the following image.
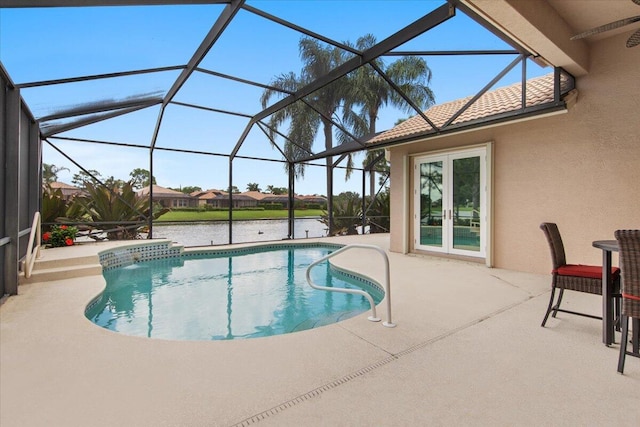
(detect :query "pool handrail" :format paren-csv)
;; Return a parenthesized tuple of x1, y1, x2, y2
(23, 211, 42, 279)
(305, 243, 396, 328)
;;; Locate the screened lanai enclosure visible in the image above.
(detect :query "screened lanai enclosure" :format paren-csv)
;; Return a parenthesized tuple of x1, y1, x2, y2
(1, 0, 573, 296)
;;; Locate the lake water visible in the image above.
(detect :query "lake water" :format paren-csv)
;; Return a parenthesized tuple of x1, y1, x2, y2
(151, 217, 328, 247)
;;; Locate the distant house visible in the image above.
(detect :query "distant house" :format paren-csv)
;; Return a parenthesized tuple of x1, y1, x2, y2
(193, 189, 258, 208)
(48, 181, 84, 201)
(298, 195, 327, 207)
(231, 193, 259, 208)
(246, 192, 327, 209)
(242, 191, 267, 202)
(191, 190, 326, 209)
(191, 189, 227, 207)
(260, 194, 294, 208)
(138, 185, 197, 208)
(244, 191, 300, 209)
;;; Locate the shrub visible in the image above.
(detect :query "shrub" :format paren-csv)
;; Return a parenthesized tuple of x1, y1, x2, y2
(72, 181, 159, 240)
(367, 190, 391, 233)
(42, 224, 78, 247)
(319, 193, 362, 236)
(303, 203, 324, 210)
(41, 188, 69, 228)
(259, 203, 283, 210)
(170, 207, 205, 212)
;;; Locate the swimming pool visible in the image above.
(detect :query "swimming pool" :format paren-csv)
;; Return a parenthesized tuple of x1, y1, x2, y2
(87, 243, 384, 340)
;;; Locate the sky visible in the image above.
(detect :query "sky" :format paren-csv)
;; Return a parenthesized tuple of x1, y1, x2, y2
(0, 1, 548, 196)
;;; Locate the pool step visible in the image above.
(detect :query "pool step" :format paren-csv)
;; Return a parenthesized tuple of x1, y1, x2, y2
(20, 252, 103, 285)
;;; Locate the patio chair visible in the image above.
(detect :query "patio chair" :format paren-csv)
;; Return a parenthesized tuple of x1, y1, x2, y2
(614, 229, 640, 374)
(539, 223, 621, 327)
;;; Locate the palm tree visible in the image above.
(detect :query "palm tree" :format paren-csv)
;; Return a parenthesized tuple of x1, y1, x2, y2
(42, 163, 69, 185)
(348, 34, 435, 205)
(246, 183, 261, 192)
(261, 35, 434, 234)
(261, 37, 353, 233)
(352, 35, 435, 134)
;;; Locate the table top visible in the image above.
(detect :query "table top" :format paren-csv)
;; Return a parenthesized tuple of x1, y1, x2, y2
(592, 240, 618, 251)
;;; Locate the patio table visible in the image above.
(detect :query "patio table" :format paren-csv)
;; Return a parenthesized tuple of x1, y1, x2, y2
(592, 240, 618, 346)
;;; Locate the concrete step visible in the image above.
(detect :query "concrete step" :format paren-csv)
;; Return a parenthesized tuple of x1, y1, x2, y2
(20, 263, 103, 285)
(32, 254, 99, 271)
(20, 249, 103, 285)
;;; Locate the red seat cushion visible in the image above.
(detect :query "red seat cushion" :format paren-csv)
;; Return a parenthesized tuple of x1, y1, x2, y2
(554, 264, 620, 279)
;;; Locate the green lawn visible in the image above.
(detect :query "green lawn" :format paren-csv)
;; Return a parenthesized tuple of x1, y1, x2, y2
(156, 209, 325, 222)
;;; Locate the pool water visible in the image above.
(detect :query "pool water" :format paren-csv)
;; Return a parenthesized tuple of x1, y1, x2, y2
(86, 245, 384, 340)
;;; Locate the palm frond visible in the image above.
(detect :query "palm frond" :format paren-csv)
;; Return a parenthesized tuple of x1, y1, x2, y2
(386, 56, 435, 111)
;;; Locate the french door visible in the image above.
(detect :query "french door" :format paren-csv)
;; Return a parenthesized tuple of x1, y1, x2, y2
(414, 147, 487, 258)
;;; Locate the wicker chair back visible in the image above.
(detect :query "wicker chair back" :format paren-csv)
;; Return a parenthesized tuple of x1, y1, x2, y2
(614, 229, 640, 373)
(614, 230, 640, 318)
(540, 222, 567, 270)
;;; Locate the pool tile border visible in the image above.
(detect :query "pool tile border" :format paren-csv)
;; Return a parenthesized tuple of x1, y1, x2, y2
(98, 240, 183, 270)
(98, 240, 347, 270)
(329, 264, 384, 296)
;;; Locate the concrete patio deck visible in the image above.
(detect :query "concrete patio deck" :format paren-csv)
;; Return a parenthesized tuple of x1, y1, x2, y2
(1, 234, 638, 426)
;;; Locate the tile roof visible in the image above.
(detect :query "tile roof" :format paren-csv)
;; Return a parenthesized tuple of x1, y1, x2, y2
(191, 189, 227, 199)
(138, 185, 193, 198)
(232, 193, 260, 201)
(196, 191, 219, 200)
(370, 73, 565, 144)
(49, 181, 79, 190)
(243, 191, 268, 200)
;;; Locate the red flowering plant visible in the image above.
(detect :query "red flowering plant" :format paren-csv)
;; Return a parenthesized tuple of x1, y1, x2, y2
(42, 224, 79, 247)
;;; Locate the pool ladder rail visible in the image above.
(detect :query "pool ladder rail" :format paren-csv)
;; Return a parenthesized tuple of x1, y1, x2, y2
(23, 212, 42, 279)
(305, 243, 396, 328)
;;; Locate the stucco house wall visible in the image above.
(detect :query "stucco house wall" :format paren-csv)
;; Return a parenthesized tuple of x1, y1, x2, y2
(388, 32, 639, 274)
(138, 185, 198, 208)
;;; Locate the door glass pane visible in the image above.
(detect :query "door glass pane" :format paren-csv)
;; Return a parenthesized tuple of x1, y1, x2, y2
(419, 161, 443, 247)
(452, 156, 481, 252)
